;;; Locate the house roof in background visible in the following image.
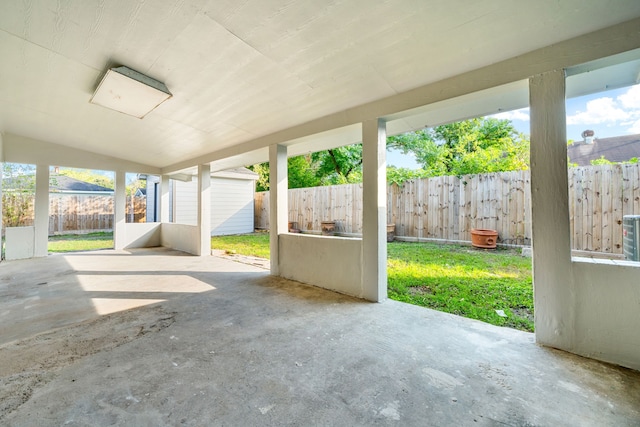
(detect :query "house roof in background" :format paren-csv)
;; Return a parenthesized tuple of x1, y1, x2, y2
(567, 134, 640, 166)
(50, 175, 113, 193)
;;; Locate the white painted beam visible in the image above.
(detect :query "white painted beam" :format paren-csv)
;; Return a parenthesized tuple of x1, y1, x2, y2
(362, 119, 387, 302)
(3, 134, 160, 175)
(33, 164, 49, 257)
(529, 70, 575, 349)
(269, 144, 288, 275)
(113, 170, 126, 250)
(197, 164, 211, 256)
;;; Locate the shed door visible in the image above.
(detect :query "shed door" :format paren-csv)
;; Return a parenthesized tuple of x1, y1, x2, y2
(211, 178, 254, 236)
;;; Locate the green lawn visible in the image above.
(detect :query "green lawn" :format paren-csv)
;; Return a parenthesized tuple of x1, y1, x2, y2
(48, 232, 114, 253)
(210, 232, 270, 259)
(211, 233, 534, 332)
(387, 242, 533, 332)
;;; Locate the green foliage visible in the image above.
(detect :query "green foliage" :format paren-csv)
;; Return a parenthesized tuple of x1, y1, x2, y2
(57, 168, 114, 189)
(311, 145, 363, 185)
(590, 156, 614, 166)
(48, 232, 113, 252)
(250, 155, 320, 191)
(398, 117, 530, 177)
(211, 232, 270, 259)
(3, 163, 36, 191)
(386, 167, 429, 186)
(2, 193, 34, 227)
(2, 163, 36, 228)
(250, 117, 529, 189)
(387, 242, 533, 331)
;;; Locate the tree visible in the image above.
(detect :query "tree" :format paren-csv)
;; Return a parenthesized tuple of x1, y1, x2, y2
(389, 117, 530, 177)
(56, 168, 114, 189)
(250, 155, 320, 191)
(2, 163, 36, 228)
(311, 145, 363, 185)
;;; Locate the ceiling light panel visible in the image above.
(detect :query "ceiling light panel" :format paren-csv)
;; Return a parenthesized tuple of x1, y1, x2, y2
(90, 66, 172, 119)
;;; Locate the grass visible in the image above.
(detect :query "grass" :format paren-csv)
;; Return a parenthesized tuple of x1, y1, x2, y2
(210, 233, 534, 332)
(210, 232, 271, 259)
(48, 231, 114, 253)
(387, 242, 533, 332)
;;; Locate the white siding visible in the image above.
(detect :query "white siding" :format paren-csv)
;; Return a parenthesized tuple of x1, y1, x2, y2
(173, 177, 254, 235)
(211, 178, 254, 236)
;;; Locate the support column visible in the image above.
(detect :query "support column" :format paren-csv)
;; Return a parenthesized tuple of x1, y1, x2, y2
(33, 164, 49, 257)
(197, 164, 211, 256)
(159, 175, 170, 223)
(113, 170, 126, 250)
(529, 70, 575, 348)
(362, 118, 387, 302)
(269, 144, 288, 275)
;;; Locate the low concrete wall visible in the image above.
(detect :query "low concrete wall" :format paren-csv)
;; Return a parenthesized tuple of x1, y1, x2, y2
(123, 223, 161, 249)
(571, 258, 640, 371)
(161, 223, 201, 255)
(279, 234, 363, 298)
(5, 226, 35, 260)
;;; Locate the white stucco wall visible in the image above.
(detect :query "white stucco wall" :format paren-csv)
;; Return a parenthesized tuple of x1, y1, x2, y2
(571, 259, 640, 371)
(278, 234, 363, 298)
(5, 226, 35, 260)
(122, 223, 161, 249)
(160, 223, 201, 255)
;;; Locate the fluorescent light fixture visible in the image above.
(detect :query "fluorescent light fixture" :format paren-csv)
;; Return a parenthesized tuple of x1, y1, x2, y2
(90, 66, 172, 118)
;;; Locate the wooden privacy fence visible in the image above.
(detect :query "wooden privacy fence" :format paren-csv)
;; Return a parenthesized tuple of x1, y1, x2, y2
(254, 163, 640, 254)
(48, 195, 147, 234)
(2, 194, 147, 234)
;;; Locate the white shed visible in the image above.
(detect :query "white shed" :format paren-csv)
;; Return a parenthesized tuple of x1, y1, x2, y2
(171, 168, 258, 236)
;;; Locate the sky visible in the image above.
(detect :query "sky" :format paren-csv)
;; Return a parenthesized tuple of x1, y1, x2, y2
(387, 83, 640, 169)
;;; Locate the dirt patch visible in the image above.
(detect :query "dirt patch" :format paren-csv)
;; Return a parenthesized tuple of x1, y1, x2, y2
(0, 306, 176, 421)
(212, 250, 269, 270)
(408, 285, 434, 296)
(512, 307, 534, 323)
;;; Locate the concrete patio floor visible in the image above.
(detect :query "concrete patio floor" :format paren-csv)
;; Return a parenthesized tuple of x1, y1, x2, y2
(1, 248, 639, 426)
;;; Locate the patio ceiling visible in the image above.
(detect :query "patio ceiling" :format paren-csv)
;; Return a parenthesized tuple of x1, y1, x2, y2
(2, 1, 640, 174)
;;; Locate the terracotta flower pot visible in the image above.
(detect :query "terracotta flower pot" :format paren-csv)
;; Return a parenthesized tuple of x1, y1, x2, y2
(386, 224, 396, 242)
(321, 221, 336, 236)
(470, 228, 498, 249)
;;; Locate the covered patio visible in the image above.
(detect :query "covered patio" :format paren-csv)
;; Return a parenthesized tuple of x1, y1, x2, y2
(2, 0, 640, 424)
(1, 248, 639, 425)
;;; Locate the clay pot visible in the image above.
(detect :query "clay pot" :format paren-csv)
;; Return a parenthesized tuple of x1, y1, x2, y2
(470, 229, 498, 249)
(387, 224, 396, 242)
(321, 221, 336, 236)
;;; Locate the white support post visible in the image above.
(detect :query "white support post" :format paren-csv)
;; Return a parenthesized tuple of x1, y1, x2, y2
(269, 144, 288, 275)
(362, 118, 387, 302)
(160, 175, 170, 223)
(114, 170, 126, 250)
(33, 164, 49, 257)
(529, 70, 575, 348)
(197, 164, 211, 256)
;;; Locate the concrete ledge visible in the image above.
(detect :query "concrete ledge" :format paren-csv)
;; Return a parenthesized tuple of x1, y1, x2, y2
(279, 233, 363, 298)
